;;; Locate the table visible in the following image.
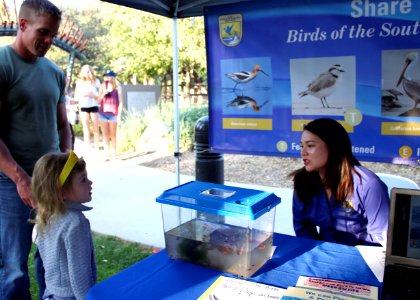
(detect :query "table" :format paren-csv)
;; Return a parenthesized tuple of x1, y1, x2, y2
(87, 233, 382, 299)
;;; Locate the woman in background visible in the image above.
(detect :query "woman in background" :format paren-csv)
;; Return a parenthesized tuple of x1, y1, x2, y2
(98, 70, 122, 160)
(291, 118, 389, 246)
(74, 65, 101, 150)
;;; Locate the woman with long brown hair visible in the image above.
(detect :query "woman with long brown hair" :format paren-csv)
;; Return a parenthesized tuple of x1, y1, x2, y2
(291, 118, 389, 246)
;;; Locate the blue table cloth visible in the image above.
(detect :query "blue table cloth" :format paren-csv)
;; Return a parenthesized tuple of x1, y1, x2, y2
(87, 234, 381, 299)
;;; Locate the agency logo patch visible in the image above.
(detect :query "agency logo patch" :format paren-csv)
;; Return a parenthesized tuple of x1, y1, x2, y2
(342, 200, 354, 214)
(219, 14, 242, 47)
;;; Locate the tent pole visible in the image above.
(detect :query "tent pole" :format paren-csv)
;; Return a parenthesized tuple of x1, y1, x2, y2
(173, 17, 180, 186)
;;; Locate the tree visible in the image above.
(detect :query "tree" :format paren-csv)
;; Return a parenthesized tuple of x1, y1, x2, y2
(178, 17, 207, 103)
(78, 3, 207, 89)
(99, 4, 172, 84)
(37, 2, 207, 96)
(56, 5, 113, 83)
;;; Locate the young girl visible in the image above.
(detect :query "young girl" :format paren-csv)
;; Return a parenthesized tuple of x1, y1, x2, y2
(32, 151, 97, 300)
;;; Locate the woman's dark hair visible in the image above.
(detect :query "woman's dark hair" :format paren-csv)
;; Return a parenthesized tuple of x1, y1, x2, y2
(291, 118, 360, 203)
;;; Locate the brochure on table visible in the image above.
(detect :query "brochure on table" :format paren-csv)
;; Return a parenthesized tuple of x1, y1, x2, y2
(198, 275, 378, 300)
(296, 276, 378, 299)
(198, 276, 285, 300)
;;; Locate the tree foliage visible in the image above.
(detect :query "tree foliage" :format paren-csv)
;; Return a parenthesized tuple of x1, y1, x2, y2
(1, 2, 207, 92)
(57, 2, 207, 89)
(47, 5, 112, 84)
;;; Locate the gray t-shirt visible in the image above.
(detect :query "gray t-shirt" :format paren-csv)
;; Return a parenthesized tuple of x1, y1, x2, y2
(0, 45, 66, 174)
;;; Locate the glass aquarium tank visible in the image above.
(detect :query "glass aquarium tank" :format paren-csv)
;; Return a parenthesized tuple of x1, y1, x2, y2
(156, 181, 281, 278)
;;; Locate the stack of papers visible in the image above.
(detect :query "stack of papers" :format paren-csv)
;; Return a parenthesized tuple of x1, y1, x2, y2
(198, 275, 378, 300)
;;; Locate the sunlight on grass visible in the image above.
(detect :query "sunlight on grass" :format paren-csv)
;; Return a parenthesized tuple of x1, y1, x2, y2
(29, 233, 156, 298)
(93, 233, 155, 281)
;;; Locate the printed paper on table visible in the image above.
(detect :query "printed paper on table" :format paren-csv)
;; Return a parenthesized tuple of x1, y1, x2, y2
(296, 276, 378, 300)
(282, 286, 374, 300)
(198, 276, 285, 300)
(355, 245, 385, 282)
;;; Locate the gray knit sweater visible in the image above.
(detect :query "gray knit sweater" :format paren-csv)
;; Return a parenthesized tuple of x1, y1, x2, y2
(37, 202, 97, 300)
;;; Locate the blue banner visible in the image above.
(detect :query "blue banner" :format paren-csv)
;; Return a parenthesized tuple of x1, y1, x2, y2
(204, 0, 420, 165)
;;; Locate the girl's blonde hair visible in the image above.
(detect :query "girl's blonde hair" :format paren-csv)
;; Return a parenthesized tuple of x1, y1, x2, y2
(79, 64, 96, 83)
(31, 152, 86, 232)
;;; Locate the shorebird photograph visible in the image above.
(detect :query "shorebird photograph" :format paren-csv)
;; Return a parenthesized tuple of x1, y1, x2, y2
(381, 88, 403, 111)
(396, 51, 420, 116)
(381, 50, 420, 116)
(298, 64, 344, 108)
(227, 96, 269, 112)
(225, 64, 269, 92)
(290, 56, 355, 116)
(221, 58, 273, 115)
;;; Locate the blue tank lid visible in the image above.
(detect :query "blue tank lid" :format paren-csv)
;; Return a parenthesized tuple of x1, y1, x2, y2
(156, 181, 281, 220)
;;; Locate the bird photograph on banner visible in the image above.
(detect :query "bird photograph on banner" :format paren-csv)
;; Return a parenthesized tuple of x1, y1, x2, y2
(227, 96, 269, 112)
(225, 64, 269, 92)
(290, 56, 355, 116)
(298, 64, 344, 109)
(381, 49, 420, 117)
(221, 57, 273, 115)
(381, 88, 403, 111)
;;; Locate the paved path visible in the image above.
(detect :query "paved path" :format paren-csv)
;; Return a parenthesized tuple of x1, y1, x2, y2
(75, 139, 294, 249)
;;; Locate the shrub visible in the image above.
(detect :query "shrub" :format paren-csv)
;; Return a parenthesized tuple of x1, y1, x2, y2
(71, 103, 208, 153)
(117, 111, 147, 153)
(167, 105, 208, 151)
(117, 103, 208, 153)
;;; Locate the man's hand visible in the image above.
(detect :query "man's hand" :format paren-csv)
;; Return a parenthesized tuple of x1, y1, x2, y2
(0, 139, 35, 207)
(15, 173, 35, 208)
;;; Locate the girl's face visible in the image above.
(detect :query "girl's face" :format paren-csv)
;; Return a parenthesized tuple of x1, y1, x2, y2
(82, 67, 93, 80)
(300, 130, 329, 179)
(104, 76, 114, 84)
(63, 169, 93, 203)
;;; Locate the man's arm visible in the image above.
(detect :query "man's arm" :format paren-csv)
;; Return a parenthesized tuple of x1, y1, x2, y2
(0, 100, 34, 207)
(57, 102, 72, 152)
(0, 138, 34, 207)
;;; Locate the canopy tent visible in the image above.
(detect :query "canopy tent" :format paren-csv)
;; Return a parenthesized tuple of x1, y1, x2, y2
(101, 0, 252, 18)
(101, 0, 251, 185)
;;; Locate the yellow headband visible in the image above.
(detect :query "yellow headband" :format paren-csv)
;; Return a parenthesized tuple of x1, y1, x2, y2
(58, 151, 79, 187)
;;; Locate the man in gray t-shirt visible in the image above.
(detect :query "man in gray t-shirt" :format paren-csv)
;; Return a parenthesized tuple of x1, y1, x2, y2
(0, 1, 71, 299)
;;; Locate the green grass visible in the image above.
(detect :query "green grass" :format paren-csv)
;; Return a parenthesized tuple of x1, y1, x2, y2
(71, 123, 83, 137)
(28, 233, 155, 298)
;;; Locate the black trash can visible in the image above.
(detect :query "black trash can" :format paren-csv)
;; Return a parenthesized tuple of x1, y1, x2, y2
(194, 116, 224, 184)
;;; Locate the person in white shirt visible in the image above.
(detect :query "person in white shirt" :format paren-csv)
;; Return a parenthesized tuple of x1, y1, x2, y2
(74, 65, 101, 149)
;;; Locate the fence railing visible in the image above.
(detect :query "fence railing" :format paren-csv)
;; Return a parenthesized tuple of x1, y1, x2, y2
(160, 83, 208, 105)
